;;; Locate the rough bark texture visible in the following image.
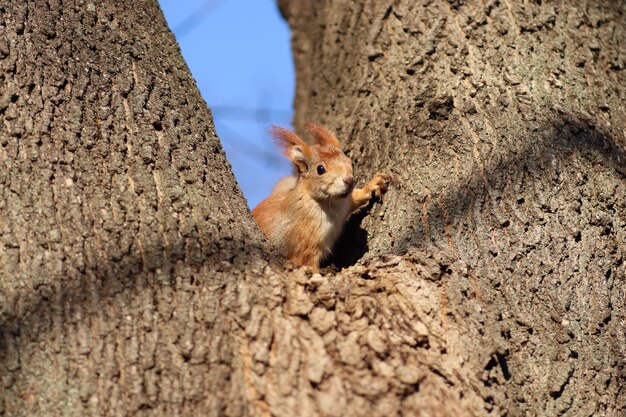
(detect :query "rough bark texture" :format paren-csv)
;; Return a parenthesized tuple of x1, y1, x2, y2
(1, 0, 625, 416)
(276, 0, 626, 415)
(0, 1, 270, 415)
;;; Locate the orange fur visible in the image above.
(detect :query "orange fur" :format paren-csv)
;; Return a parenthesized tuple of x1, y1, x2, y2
(270, 125, 312, 158)
(252, 124, 391, 271)
(304, 122, 340, 148)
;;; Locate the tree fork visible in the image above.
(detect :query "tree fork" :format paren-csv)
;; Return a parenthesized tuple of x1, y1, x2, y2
(0, 0, 625, 416)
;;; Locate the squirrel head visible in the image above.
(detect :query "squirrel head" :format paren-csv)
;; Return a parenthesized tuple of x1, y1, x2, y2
(270, 123, 354, 201)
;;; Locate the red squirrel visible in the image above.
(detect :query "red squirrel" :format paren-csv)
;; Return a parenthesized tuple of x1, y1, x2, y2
(252, 123, 390, 272)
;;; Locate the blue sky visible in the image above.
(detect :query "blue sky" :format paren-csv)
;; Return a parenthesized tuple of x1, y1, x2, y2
(158, 0, 294, 208)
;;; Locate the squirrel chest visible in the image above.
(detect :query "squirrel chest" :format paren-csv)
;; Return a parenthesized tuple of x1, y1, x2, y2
(256, 188, 352, 266)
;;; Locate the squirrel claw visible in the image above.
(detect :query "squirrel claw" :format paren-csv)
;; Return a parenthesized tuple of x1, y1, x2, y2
(370, 172, 392, 199)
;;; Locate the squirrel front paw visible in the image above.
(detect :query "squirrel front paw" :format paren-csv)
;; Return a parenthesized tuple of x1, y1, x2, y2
(368, 172, 392, 198)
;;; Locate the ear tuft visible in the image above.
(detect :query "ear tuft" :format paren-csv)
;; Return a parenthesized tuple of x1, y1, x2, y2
(304, 122, 341, 148)
(270, 125, 312, 157)
(269, 125, 312, 173)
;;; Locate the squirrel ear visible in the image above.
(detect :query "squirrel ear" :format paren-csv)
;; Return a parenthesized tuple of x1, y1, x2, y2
(288, 145, 309, 174)
(304, 122, 341, 148)
(270, 125, 311, 174)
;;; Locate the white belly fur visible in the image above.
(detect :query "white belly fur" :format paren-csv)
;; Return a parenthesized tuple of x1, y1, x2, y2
(318, 197, 352, 258)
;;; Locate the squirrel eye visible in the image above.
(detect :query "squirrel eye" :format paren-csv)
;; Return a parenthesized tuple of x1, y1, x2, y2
(316, 165, 326, 175)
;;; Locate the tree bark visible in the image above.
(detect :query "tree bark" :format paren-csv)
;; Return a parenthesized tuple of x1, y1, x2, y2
(0, 1, 270, 415)
(1, 0, 625, 416)
(276, 0, 625, 415)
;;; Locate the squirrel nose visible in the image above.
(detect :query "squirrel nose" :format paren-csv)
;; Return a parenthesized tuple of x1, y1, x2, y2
(343, 177, 354, 189)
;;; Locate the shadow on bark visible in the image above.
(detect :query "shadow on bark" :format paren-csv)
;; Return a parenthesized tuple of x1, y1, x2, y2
(326, 198, 377, 270)
(0, 239, 267, 356)
(406, 109, 625, 252)
(328, 108, 625, 268)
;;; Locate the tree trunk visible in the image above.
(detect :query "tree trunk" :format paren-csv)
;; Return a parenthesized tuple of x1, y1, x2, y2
(277, 0, 626, 415)
(1, 1, 624, 417)
(0, 1, 269, 415)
